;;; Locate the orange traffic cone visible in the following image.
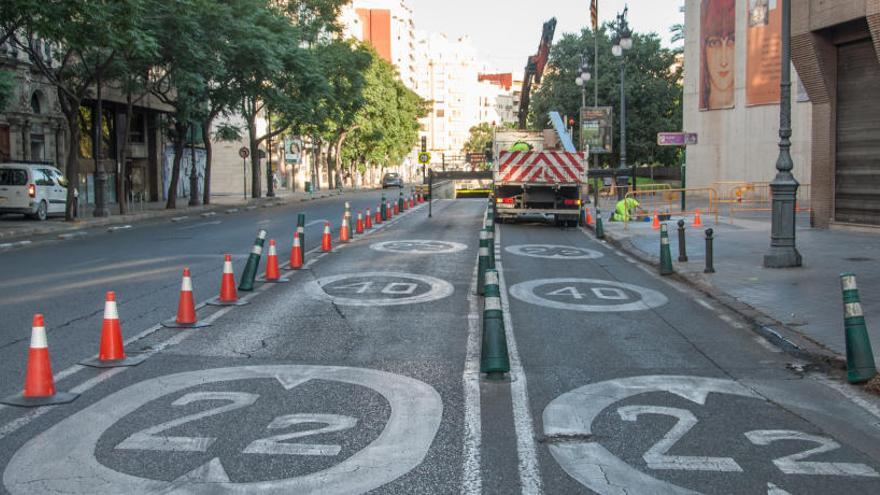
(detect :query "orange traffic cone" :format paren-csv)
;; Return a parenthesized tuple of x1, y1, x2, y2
(394, 202, 400, 215)
(163, 268, 210, 328)
(585, 209, 594, 226)
(208, 254, 248, 306)
(356, 211, 364, 234)
(340, 216, 351, 243)
(1, 314, 78, 406)
(365, 208, 373, 229)
(651, 210, 661, 230)
(322, 222, 333, 251)
(387, 201, 393, 218)
(288, 232, 303, 270)
(692, 208, 703, 227)
(82, 292, 147, 367)
(375, 204, 382, 224)
(261, 239, 289, 283)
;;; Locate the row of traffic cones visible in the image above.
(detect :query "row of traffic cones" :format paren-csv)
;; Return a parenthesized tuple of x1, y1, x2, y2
(651, 209, 703, 230)
(2, 194, 424, 407)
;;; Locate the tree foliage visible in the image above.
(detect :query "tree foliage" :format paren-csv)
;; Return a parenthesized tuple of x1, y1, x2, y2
(530, 26, 683, 167)
(462, 122, 494, 154)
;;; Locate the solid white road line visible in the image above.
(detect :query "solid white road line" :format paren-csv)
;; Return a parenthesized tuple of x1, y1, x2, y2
(461, 256, 483, 494)
(494, 226, 544, 494)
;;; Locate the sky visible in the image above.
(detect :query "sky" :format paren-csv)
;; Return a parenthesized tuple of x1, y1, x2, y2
(407, 0, 685, 74)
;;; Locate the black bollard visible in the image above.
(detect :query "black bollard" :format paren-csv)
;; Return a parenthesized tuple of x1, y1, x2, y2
(677, 219, 688, 262)
(704, 228, 715, 274)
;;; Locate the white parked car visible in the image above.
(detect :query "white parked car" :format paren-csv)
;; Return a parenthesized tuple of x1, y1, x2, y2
(0, 162, 69, 220)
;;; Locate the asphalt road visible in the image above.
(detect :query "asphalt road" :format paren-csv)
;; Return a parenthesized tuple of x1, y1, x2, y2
(1, 198, 880, 494)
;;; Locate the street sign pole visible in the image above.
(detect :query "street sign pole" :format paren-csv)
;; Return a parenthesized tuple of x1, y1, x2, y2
(239, 147, 250, 200)
(428, 169, 433, 218)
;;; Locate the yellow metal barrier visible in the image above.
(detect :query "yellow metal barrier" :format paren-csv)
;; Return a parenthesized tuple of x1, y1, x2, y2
(728, 184, 811, 221)
(621, 187, 719, 229)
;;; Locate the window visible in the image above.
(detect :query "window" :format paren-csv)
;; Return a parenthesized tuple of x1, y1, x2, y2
(30, 93, 41, 114)
(78, 104, 115, 159)
(30, 134, 45, 161)
(129, 111, 146, 143)
(0, 168, 27, 186)
(53, 170, 68, 187)
(436, 109, 445, 117)
(35, 169, 55, 186)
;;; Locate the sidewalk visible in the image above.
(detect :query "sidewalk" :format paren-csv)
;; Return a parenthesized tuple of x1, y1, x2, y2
(597, 211, 880, 367)
(0, 187, 357, 244)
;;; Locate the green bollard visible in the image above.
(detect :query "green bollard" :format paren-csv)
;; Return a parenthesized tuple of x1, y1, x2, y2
(238, 229, 267, 291)
(659, 223, 674, 276)
(483, 268, 501, 298)
(399, 191, 405, 212)
(480, 290, 510, 376)
(486, 229, 495, 269)
(595, 209, 605, 239)
(477, 246, 489, 296)
(296, 213, 306, 261)
(381, 195, 387, 221)
(841, 273, 878, 384)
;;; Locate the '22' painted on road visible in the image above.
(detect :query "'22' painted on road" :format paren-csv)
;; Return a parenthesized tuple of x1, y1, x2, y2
(4, 366, 443, 495)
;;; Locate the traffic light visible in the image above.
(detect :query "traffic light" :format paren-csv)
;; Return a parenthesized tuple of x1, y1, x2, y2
(421, 136, 427, 153)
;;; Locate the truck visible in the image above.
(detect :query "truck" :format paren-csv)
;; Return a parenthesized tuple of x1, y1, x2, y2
(492, 128, 588, 227)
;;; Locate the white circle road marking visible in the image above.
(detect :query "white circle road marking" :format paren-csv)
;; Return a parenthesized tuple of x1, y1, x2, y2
(370, 240, 468, 254)
(508, 278, 668, 312)
(542, 375, 760, 494)
(505, 244, 603, 260)
(4, 365, 442, 495)
(312, 272, 454, 307)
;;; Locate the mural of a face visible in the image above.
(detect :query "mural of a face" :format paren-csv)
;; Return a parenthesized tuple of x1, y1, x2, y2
(706, 34, 735, 103)
(700, 0, 736, 110)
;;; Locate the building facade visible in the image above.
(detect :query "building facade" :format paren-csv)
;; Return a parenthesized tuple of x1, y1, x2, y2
(685, 0, 880, 228)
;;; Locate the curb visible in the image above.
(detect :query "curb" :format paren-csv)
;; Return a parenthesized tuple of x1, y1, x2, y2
(593, 226, 847, 371)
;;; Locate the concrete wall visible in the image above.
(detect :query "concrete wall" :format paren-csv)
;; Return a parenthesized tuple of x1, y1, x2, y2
(684, 0, 813, 190)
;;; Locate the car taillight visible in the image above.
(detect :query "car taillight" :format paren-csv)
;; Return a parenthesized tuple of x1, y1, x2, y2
(27, 184, 35, 198)
(496, 197, 514, 204)
(563, 199, 581, 206)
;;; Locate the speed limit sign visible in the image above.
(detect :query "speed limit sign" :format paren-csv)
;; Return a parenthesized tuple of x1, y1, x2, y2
(238, 147, 250, 159)
(418, 152, 431, 164)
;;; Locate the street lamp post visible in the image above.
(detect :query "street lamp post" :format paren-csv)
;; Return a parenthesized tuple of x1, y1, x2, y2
(612, 7, 633, 201)
(574, 55, 591, 111)
(764, 0, 801, 268)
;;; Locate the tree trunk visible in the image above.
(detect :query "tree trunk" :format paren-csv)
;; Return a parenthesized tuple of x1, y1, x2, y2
(201, 116, 214, 205)
(117, 86, 134, 215)
(60, 98, 81, 221)
(165, 121, 187, 209)
(312, 137, 322, 191)
(247, 119, 261, 198)
(188, 123, 200, 206)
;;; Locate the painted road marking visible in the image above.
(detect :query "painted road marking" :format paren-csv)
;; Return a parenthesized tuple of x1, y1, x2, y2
(461, 254, 482, 494)
(5, 366, 442, 494)
(543, 375, 880, 494)
(311, 272, 453, 307)
(495, 226, 543, 494)
(370, 239, 467, 254)
(508, 278, 668, 312)
(505, 244, 603, 260)
(177, 220, 223, 230)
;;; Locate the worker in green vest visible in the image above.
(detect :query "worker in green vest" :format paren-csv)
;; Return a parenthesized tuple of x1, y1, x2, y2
(508, 141, 532, 152)
(612, 197, 641, 222)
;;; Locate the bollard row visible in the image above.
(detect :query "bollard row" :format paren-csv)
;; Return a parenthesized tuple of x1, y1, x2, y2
(477, 202, 511, 379)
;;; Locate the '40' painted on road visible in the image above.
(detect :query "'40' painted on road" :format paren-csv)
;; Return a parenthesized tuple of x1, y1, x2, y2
(509, 278, 668, 312)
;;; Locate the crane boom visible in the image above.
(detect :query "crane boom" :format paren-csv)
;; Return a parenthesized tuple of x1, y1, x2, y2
(516, 17, 557, 129)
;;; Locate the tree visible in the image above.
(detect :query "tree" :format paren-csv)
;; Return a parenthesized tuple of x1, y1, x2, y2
(0, 71, 14, 112)
(462, 122, 494, 154)
(529, 26, 682, 168)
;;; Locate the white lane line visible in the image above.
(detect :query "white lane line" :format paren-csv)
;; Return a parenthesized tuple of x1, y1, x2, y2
(753, 336, 783, 353)
(305, 219, 330, 227)
(462, 254, 482, 494)
(176, 220, 222, 231)
(696, 299, 715, 311)
(494, 226, 544, 494)
(718, 313, 745, 329)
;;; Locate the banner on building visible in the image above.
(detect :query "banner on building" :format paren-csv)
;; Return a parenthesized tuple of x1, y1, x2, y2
(581, 106, 613, 154)
(746, 0, 781, 106)
(699, 0, 736, 110)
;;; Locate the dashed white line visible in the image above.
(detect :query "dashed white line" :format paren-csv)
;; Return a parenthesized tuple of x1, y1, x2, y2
(809, 373, 880, 422)
(696, 299, 715, 311)
(494, 226, 543, 494)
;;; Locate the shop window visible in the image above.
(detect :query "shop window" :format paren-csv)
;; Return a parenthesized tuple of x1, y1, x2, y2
(129, 111, 146, 143)
(78, 104, 115, 159)
(30, 134, 45, 161)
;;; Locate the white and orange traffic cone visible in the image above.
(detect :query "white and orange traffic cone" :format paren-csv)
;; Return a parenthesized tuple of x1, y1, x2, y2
(692, 208, 703, 227)
(163, 268, 210, 328)
(365, 208, 373, 229)
(260, 239, 289, 283)
(82, 291, 147, 367)
(340, 216, 351, 243)
(288, 232, 303, 270)
(651, 211, 661, 230)
(394, 201, 400, 215)
(322, 222, 333, 252)
(356, 211, 364, 234)
(375, 204, 382, 224)
(207, 254, 248, 306)
(1, 314, 78, 406)
(388, 201, 394, 218)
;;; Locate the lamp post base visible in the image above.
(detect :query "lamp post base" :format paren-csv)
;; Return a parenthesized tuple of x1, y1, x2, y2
(764, 246, 802, 268)
(764, 175, 802, 268)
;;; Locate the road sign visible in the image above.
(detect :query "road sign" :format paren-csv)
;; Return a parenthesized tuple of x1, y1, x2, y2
(5, 365, 442, 494)
(370, 240, 467, 254)
(311, 272, 453, 307)
(505, 244, 603, 260)
(238, 147, 249, 159)
(418, 152, 431, 165)
(657, 132, 698, 146)
(508, 278, 667, 312)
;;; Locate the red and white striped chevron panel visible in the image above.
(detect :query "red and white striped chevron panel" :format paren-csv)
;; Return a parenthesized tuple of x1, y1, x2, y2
(497, 151, 587, 184)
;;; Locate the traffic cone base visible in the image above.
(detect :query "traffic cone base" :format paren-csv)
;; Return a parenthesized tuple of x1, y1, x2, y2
(206, 296, 250, 307)
(1, 315, 79, 407)
(162, 318, 211, 329)
(81, 352, 148, 368)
